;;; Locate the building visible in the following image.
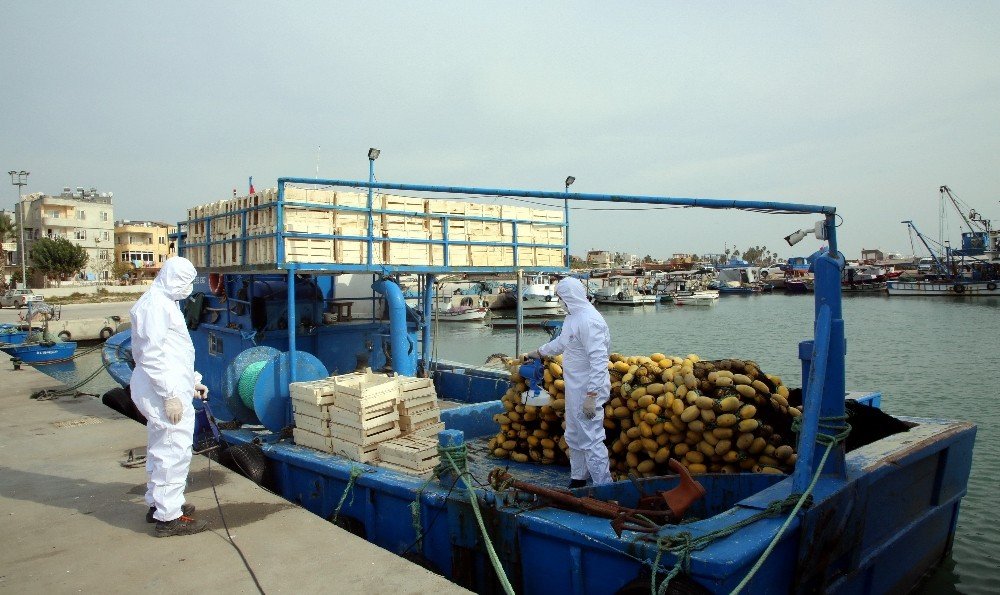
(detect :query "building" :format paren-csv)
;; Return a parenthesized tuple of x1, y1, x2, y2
(860, 248, 885, 262)
(20, 187, 115, 283)
(586, 250, 613, 267)
(114, 220, 173, 280)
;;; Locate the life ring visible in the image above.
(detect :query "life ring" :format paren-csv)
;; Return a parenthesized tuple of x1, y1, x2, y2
(208, 272, 225, 296)
(953, 284, 965, 294)
(99, 326, 114, 341)
(988, 282, 997, 291)
(57, 330, 71, 341)
(617, 291, 625, 301)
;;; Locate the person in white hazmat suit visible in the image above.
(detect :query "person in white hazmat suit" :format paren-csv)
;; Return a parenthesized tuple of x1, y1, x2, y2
(522, 277, 612, 487)
(130, 256, 210, 537)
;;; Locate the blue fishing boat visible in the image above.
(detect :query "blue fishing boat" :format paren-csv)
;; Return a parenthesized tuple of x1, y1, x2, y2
(3, 340, 77, 364)
(102, 173, 975, 594)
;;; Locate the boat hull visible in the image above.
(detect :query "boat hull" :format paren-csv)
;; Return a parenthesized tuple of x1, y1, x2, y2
(886, 280, 1000, 297)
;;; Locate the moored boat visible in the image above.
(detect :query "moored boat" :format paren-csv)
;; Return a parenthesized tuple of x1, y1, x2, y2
(2, 340, 77, 364)
(673, 290, 720, 306)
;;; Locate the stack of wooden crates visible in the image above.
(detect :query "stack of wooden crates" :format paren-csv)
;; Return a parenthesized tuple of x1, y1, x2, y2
(182, 185, 565, 269)
(289, 371, 445, 475)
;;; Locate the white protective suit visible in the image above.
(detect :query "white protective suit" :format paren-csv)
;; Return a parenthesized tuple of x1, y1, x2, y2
(537, 278, 613, 485)
(129, 257, 201, 522)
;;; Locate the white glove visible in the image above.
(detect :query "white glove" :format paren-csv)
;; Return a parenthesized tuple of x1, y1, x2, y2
(164, 396, 184, 425)
(194, 382, 209, 401)
(583, 392, 597, 420)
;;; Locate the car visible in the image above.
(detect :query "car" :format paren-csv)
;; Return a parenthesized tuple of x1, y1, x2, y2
(0, 289, 43, 309)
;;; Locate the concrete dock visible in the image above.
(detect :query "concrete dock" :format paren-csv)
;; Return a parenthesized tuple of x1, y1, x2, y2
(0, 365, 470, 594)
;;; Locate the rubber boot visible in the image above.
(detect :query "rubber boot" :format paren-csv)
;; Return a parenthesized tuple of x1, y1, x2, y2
(147, 503, 195, 523)
(568, 479, 587, 489)
(154, 514, 208, 537)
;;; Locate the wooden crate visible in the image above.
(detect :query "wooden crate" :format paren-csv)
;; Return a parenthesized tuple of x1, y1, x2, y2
(378, 435, 440, 471)
(293, 428, 333, 453)
(285, 238, 336, 263)
(285, 207, 336, 234)
(293, 412, 331, 436)
(284, 185, 338, 205)
(329, 437, 380, 463)
(328, 400, 400, 430)
(398, 376, 433, 392)
(292, 400, 333, 419)
(332, 374, 399, 408)
(412, 421, 446, 438)
(290, 378, 338, 405)
(384, 241, 432, 266)
(383, 194, 426, 215)
(330, 419, 401, 446)
(399, 407, 441, 433)
(470, 246, 515, 267)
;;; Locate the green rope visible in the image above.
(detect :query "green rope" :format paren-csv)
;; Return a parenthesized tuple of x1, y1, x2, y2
(30, 360, 112, 400)
(331, 465, 366, 523)
(409, 442, 470, 553)
(650, 416, 850, 595)
(650, 495, 805, 595)
(442, 446, 515, 595)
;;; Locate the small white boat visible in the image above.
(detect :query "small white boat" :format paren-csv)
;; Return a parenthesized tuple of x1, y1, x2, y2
(673, 290, 720, 306)
(593, 276, 657, 306)
(435, 296, 489, 322)
(436, 306, 489, 322)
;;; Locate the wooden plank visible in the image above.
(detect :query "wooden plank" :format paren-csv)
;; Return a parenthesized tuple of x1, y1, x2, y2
(293, 428, 333, 453)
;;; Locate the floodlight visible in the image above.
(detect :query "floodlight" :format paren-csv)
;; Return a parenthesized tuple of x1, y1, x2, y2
(368, 148, 381, 160)
(784, 229, 809, 247)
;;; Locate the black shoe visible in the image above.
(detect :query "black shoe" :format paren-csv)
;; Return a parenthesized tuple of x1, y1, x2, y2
(154, 514, 208, 537)
(147, 503, 196, 524)
(568, 479, 587, 489)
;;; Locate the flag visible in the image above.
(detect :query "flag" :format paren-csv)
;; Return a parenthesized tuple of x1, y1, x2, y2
(249, 176, 255, 195)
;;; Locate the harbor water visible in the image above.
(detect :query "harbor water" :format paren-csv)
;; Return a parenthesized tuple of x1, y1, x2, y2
(40, 294, 998, 594)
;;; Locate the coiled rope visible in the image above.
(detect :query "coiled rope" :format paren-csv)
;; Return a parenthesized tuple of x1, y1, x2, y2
(238, 360, 268, 408)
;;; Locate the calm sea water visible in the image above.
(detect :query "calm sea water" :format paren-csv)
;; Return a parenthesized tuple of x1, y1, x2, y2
(43, 293, 998, 593)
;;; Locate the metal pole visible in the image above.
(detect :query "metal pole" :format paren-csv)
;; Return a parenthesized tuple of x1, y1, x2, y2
(8, 171, 29, 287)
(515, 269, 523, 357)
(287, 267, 298, 382)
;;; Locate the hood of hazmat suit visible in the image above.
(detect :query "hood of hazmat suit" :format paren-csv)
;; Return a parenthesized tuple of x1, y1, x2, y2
(537, 277, 613, 484)
(128, 256, 202, 521)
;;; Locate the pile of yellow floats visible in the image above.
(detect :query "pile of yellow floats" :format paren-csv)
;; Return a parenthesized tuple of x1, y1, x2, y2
(490, 353, 803, 477)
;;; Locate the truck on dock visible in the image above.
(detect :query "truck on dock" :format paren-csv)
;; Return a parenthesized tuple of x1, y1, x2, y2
(104, 172, 975, 594)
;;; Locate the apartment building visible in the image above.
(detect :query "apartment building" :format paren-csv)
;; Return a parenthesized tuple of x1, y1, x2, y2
(20, 186, 115, 282)
(114, 220, 173, 280)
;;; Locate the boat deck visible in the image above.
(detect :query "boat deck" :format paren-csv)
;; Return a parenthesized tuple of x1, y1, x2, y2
(0, 365, 469, 594)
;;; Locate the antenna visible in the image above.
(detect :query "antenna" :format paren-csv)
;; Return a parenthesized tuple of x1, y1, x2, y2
(316, 145, 321, 178)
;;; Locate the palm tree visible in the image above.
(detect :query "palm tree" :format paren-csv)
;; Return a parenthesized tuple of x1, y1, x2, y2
(0, 213, 19, 287)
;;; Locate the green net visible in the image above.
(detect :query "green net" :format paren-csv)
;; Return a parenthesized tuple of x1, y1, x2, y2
(239, 360, 268, 409)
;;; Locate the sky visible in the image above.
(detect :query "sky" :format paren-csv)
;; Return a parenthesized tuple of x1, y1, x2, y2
(2, 1, 998, 260)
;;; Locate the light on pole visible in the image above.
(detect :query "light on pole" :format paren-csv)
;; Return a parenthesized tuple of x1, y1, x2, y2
(563, 176, 575, 268)
(8, 170, 29, 287)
